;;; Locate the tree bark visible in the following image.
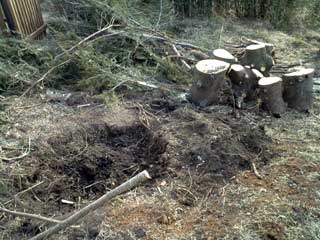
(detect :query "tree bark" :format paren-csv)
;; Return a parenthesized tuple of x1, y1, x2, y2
(282, 68, 314, 112)
(188, 59, 230, 106)
(240, 44, 274, 76)
(258, 77, 287, 117)
(228, 64, 263, 108)
(212, 49, 237, 64)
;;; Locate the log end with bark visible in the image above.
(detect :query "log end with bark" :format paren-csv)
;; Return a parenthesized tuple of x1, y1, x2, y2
(282, 68, 315, 112)
(189, 49, 210, 61)
(188, 59, 230, 106)
(258, 77, 287, 117)
(240, 44, 274, 76)
(243, 38, 275, 57)
(212, 49, 237, 64)
(228, 64, 263, 108)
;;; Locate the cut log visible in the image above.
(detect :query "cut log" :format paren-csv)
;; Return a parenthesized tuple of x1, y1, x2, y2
(242, 38, 274, 56)
(189, 49, 210, 61)
(240, 44, 274, 76)
(282, 68, 315, 111)
(188, 59, 230, 106)
(212, 49, 237, 64)
(258, 77, 287, 117)
(228, 64, 263, 108)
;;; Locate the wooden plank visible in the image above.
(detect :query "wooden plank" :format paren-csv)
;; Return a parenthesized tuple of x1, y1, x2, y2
(1, 0, 45, 39)
(23, 0, 35, 34)
(31, 0, 45, 39)
(29, 0, 41, 27)
(15, 0, 32, 35)
(26, 0, 37, 30)
(8, 0, 26, 35)
(33, 0, 43, 26)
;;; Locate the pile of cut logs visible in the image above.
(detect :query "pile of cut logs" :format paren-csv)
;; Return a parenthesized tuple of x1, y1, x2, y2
(188, 40, 315, 117)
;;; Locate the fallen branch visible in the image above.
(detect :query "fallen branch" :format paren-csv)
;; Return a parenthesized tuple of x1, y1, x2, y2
(0, 207, 61, 224)
(20, 59, 71, 97)
(29, 170, 151, 240)
(171, 44, 191, 70)
(155, 0, 163, 29)
(55, 22, 118, 60)
(142, 33, 208, 51)
(15, 181, 45, 198)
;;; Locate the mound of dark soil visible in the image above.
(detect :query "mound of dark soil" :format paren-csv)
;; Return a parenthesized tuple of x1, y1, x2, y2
(29, 121, 168, 211)
(187, 126, 271, 178)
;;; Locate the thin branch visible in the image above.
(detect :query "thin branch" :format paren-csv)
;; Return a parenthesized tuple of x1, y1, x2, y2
(55, 21, 118, 60)
(29, 170, 151, 240)
(156, 0, 163, 29)
(1, 137, 31, 162)
(218, 22, 224, 48)
(15, 181, 45, 198)
(0, 207, 61, 224)
(20, 59, 71, 97)
(141, 33, 208, 51)
(171, 44, 191, 70)
(251, 162, 263, 179)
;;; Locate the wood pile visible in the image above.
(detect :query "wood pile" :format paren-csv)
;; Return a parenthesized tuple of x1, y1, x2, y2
(187, 38, 315, 116)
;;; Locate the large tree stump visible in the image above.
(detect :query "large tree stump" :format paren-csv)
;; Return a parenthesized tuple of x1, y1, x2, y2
(240, 44, 274, 76)
(282, 68, 315, 112)
(258, 77, 287, 117)
(212, 49, 237, 64)
(188, 59, 230, 106)
(228, 64, 263, 108)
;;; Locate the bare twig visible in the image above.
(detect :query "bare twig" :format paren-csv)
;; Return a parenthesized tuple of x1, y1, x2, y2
(0, 137, 31, 162)
(15, 181, 45, 198)
(21, 60, 71, 97)
(251, 162, 263, 179)
(55, 21, 117, 60)
(218, 22, 224, 48)
(155, 0, 163, 29)
(0, 207, 61, 224)
(29, 170, 151, 240)
(171, 44, 191, 70)
(251, 149, 263, 179)
(141, 33, 208, 51)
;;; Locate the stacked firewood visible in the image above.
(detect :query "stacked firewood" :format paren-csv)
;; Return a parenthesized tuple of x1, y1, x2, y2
(188, 39, 315, 117)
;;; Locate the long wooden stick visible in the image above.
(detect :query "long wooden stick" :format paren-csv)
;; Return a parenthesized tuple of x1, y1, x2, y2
(0, 207, 61, 224)
(29, 170, 151, 240)
(141, 33, 208, 51)
(54, 23, 117, 60)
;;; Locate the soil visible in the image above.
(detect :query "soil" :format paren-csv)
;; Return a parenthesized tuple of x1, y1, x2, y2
(0, 91, 276, 239)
